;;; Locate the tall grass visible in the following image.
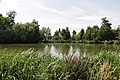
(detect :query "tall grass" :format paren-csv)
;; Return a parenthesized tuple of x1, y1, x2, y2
(84, 51, 120, 80)
(0, 49, 120, 80)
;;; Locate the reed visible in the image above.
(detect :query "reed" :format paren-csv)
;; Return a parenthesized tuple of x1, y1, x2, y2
(0, 49, 119, 80)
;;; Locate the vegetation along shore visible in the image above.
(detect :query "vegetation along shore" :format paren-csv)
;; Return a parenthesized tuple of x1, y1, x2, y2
(0, 11, 120, 44)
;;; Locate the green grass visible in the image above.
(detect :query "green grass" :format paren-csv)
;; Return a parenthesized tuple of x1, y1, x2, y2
(0, 48, 120, 80)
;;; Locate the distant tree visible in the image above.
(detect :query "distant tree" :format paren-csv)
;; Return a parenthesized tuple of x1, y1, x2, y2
(53, 30, 60, 40)
(60, 29, 66, 40)
(40, 27, 52, 41)
(6, 10, 17, 26)
(79, 29, 85, 40)
(60, 27, 71, 41)
(91, 25, 100, 41)
(31, 19, 40, 43)
(0, 13, 2, 16)
(99, 17, 116, 41)
(65, 27, 71, 40)
(72, 30, 76, 40)
(46, 27, 52, 40)
(0, 14, 11, 43)
(59, 28, 61, 32)
(101, 17, 111, 29)
(84, 26, 92, 40)
(117, 25, 120, 38)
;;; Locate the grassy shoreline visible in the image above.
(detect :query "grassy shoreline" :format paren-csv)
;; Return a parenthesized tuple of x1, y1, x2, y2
(0, 49, 120, 80)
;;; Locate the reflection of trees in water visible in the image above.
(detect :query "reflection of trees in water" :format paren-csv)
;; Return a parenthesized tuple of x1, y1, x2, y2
(48, 44, 116, 57)
(78, 44, 103, 55)
(59, 44, 70, 55)
(42, 44, 120, 56)
(51, 43, 70, 56)
(0, 44, 120, 57)
(50, 44, 82, 56)
(69, 45, 80, 54)
(44, 45, 51, 53)
(50, 45, 59, 56)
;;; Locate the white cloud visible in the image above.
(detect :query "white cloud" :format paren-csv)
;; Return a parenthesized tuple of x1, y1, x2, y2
(0, 0, 120, 33)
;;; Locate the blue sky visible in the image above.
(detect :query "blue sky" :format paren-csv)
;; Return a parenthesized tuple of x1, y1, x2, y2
(0, 0, 120, 34)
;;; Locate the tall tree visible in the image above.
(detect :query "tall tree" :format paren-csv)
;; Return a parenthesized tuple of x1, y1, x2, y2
(84, 26, 92, 40)
(99, 17, 116, 41)
(79, 29, 85, 40)
(40, 27, 51, 41)
(60, 27, 71, 41)
(0, 14, 11, 43)
(6, 10, 17, 26)
(31, 19, 40, 43)
(53, 30, 60, 40)
(65, 27, 71, 40)
(117, 25, 120, 38)
(72, 30, 76, 40)
(91, 25, 100, 41)
(101, 17, 111, 29)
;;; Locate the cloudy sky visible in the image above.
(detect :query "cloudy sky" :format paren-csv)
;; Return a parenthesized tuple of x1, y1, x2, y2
(0, 0, 120, 34)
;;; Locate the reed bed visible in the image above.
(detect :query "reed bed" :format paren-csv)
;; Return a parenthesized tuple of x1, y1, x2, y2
(0, 48, 120, 80)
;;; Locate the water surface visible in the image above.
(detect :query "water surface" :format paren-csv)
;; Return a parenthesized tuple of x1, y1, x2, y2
(0, 43, 119, 56)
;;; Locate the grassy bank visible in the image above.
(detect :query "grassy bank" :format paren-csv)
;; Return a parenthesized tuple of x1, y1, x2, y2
(0, 49, 120, 80)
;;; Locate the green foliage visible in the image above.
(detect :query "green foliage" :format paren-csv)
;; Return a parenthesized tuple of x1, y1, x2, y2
(40, 27, 52, 42)
(6, 10, 17, 26)
(117, 25, 120, 38)
(84, 26, 92, 40)
(12, 21, 40, 43)
(0, 12, 41, 43)
(0, 11, 120, 44)
(60, 28, 71, 41)
(99, 17, 116, 41)
(0, 49, 120, 80)
(53, 27, 71, 42)
(0, 15, 12, 43)
(84, 51, 120, 79)
(71, 30, 77, 40)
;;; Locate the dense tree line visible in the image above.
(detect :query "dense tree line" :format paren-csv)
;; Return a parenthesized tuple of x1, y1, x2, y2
(52, 17, 119, 44)
(0, 11, 41, 43)
(0, 11, 120, 44)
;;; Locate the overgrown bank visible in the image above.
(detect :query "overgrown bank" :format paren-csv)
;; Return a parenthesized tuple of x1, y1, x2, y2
(0, 49, 120, 80)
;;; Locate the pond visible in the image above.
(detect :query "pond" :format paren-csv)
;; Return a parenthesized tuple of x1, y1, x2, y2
(0, 43, 120, 56)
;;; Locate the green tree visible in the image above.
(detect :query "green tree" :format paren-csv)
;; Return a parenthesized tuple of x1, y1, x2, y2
(60, 27, 71, 41)
(79, 29, 85, 40)
(0, 14, 11, 43)
(6, 10, 17, 26)
(91, 25, 100, 41)
(71, 30, 76, 40)
(12, 21, 41, 43)
(31, 19, 40, 43)
(65, 27, 71, 40)
(117, 25, 120, 39)
(99, 17, 116, 41)
(60, 29, 66, 40)
(53, 30, 60, 40)
(40, 27, 51, 41)
(84, 26, 92, 40)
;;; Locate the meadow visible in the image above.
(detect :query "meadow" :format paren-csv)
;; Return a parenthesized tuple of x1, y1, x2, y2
(0, 48, 120, 80)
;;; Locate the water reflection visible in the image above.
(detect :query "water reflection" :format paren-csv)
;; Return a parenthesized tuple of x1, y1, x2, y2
(0, 43, 120, 57)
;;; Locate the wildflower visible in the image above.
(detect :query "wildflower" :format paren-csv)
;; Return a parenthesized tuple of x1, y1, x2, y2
(74, 54, 79, 64)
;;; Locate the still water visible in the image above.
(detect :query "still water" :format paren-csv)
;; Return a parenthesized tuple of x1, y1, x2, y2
(0, 43, 120, 56)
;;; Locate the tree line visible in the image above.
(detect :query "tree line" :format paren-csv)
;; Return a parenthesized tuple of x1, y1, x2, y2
(0, 11, 120, 44)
